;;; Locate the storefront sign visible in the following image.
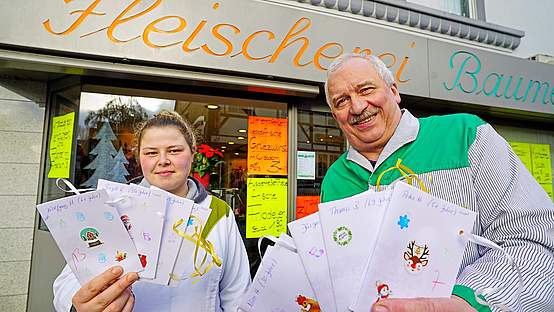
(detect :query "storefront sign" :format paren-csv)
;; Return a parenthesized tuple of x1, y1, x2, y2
(246, 177, 288, 238)
(48, 112, 75, 178)
(0, 0, 428, 96)
(1, 1, 553, 115)
(247, 116, 288, 176)
(296, 195, 320, 220)
(297, 151, 315, 180)
(430, 41, 554, 115)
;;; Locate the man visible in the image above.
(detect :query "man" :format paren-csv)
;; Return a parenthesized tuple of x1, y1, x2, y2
(322, 53, 554, 311)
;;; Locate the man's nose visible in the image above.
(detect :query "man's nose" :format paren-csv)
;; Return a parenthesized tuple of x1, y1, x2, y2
(350, 95, 367, 114)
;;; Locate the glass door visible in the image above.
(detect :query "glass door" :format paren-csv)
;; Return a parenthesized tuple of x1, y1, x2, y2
(29, 77, 82, 312)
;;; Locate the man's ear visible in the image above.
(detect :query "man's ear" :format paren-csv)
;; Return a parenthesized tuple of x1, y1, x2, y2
(390, 82, 401, 104)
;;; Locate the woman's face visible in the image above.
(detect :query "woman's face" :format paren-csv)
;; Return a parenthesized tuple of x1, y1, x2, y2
(139, 126, 193, 197)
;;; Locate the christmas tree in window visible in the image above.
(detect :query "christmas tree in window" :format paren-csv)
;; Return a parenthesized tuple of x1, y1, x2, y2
(110, 147, 130, 183)
(81, 120, 117, 188)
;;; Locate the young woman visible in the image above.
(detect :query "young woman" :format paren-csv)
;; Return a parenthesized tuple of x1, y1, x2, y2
(53, 111, 251, 312)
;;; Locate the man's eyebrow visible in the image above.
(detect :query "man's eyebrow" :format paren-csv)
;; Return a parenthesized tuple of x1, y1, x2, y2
(355, 80, 375, 89)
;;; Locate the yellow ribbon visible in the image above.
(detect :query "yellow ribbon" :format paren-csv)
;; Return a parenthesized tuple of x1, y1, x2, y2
(171, 215, 222, 282)
(375, 159, 429, 193)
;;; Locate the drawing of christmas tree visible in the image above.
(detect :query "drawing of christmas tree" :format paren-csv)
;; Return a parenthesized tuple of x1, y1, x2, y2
(110, 147, 130, 183)
(81, 120, 118, 188)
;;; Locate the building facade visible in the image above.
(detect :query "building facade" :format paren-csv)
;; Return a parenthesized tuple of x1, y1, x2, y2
(0, 0, 552, 311)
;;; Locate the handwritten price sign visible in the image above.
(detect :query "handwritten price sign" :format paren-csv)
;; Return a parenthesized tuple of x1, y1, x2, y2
(246, 178, 288, 238)
(48, 112, 75, 178)
(296, 195, 320, 219)
(247, 116, 288, 176)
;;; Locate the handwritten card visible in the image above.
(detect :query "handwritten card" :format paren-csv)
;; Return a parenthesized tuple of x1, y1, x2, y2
(36, 190, 142, 285)
(318, 189, 391, 312)
(352, 182, 476, 311)
(288, 212, 337, 312)
(168, 202, 212, 286)
(147, 188, 194, 285)
(239, 245, 318, 312)
(97, 180, 166, 279)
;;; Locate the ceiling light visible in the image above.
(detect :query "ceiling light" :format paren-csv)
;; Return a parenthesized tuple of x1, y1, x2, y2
(234, 152, 239, 156)
(228, 141, 235, 145)
(237, 136, 245, 140)
(238, 129, 247, 133)
(306, 140, 310, 143)
(320, 138, 324, 142)
(221, 146, 226, 149)
(328, 135, 333, 138)
(206, 104, 219, 110)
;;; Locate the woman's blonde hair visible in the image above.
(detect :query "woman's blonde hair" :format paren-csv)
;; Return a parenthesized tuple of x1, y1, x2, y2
(135, 110, 197, 154)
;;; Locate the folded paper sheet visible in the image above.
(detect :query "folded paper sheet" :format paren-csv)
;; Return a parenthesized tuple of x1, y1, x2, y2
(352, 182, 476, 311)
(318, 189, 391, 312)
(37, 190, 142, 285)
(168, 203, 212, 286)
(97, 179, 166, 279)
(149, 188, 194, 285)
(288, 212, 337, 312)
(239, 245, 318, 312)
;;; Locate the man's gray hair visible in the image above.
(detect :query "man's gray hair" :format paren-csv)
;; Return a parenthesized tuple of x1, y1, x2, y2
(324, 53, 396, 107)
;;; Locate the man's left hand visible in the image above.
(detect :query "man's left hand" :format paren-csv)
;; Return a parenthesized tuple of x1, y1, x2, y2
(371, 296, 477, 312)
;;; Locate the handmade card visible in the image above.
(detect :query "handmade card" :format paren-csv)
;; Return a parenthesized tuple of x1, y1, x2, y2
(352, 182, 476, 311)
(37, 190, 142, 285)
(168, 202, 212, 286)
(277, 232, 297, 252)
(148, 187, 194, 285)
(288, 212, 337, 312)
(97, 179, 166, 279)
(318, 189, 392, 312)
(239, 245, 319, 312)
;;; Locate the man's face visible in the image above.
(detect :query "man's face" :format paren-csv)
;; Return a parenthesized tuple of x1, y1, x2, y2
(327, 57, 402, 159)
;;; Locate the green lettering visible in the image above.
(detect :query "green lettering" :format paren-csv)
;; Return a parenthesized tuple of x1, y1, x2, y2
(502, 76, 525, 101)
(522, 80, 550, 104)
(477, 73, 503, 96)
(443, 51, 481, 94)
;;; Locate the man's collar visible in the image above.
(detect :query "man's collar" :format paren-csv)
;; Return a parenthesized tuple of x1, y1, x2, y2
(346, 109, 419, 172)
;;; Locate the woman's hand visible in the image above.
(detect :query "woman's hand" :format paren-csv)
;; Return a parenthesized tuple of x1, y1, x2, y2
(71, 266, 138, 312)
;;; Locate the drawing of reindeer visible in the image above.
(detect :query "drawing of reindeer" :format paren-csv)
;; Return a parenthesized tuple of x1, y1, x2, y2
(404, 240, 430, 273)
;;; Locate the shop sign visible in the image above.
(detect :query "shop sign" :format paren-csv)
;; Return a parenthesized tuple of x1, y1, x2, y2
(0, 0, 429, 96)
(430, 40, 554, 115)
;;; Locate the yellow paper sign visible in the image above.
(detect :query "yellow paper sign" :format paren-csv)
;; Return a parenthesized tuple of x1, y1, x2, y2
(509, 142, 532, 173)
(246, 178, 288, 238)
(247, 116, 288, 175)
(531, 144, 552, 185)
(47, 112, 75, 178)
(540, 184, 553, 201)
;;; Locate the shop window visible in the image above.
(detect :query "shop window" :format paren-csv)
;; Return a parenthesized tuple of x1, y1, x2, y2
(74, 89, 287, 276)
(296, 108, 346, 220)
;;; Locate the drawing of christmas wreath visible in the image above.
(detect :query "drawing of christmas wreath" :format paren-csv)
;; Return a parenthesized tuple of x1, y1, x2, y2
(333, 226, 352, 246)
